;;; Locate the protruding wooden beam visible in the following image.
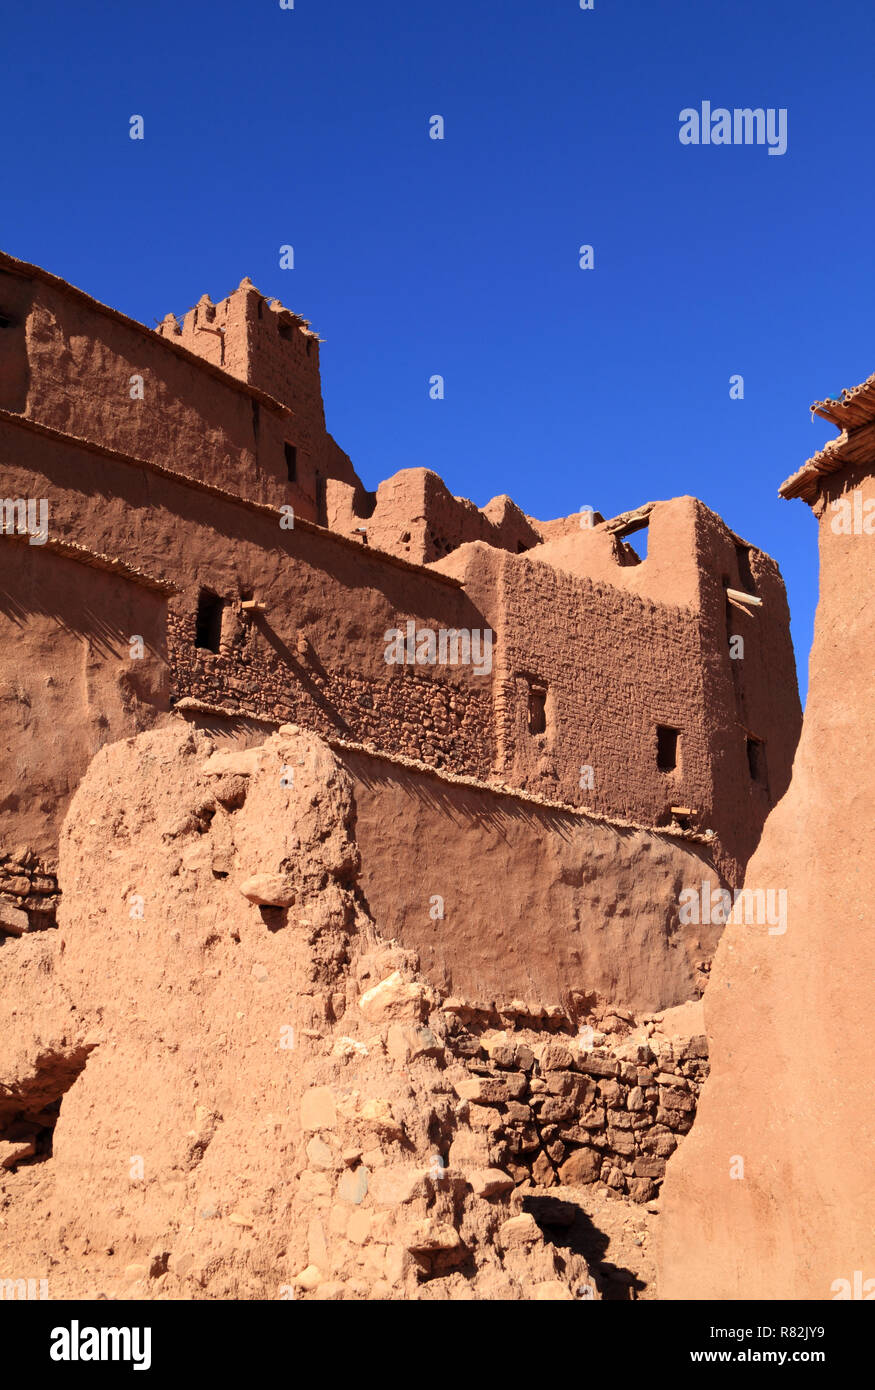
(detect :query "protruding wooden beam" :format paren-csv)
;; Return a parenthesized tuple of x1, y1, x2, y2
(726, 588, 762, 607)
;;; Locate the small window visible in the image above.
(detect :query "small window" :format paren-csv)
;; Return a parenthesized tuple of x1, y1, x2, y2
(746, 736, 768, 788)
(278, 321, 294, 342)
(195, 590, 224, 653)
(0, 310, 13, 329)
(657, 725, 679, 772)
(306, 337, 313, 356)
(528, 682, 547, 735)
(285, 443, 297, 482)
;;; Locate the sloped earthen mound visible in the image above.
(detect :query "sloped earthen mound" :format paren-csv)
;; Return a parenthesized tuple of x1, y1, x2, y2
(0, 724, 596, 1300)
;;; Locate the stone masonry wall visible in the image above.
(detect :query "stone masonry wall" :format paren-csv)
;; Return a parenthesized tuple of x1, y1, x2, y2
(0, 849, 59, 929)
(441, 1007, 708, 1204)
(168, 606, 495, 779)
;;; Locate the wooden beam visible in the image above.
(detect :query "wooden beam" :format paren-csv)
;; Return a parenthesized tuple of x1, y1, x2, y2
(726, 588, 762, 607)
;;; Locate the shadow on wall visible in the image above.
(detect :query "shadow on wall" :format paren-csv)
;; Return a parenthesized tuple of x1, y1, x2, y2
(0, 585, 162, 664)
(345, 750, 581, 845)
(0, 272, 33, 413)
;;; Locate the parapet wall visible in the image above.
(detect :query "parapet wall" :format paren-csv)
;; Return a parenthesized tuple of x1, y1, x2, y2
(326, 468, 542, 564)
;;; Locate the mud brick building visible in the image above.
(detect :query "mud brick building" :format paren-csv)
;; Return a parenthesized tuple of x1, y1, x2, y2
(0, 251, 802, 1008)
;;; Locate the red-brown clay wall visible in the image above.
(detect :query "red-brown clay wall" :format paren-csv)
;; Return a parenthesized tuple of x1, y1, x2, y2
(0, 539, 170, 863)
(326, 468, 541, 565)
(0, 415, 497, 860)
(0, 254, 357, 524)
(435, 499, 801, 883)
(0, 258, 801, 898)
(341, 749, 723, 1013)
(658, 454, 875, 1299)
(1, 403, 798, 886)
(689, 504, 801, 882)
(157, 279, 359, 516)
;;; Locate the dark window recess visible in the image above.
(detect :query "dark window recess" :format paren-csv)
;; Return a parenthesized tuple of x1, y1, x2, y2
(285, 443, 297, 482)
(195, 591, 224, 653)
(736, 544, 757, 594)
(657, 725, 679, 772)
(0, 310, 13, 329)
(747, 736, 768, 787)
(306, 337, 313, 356)
(314, 472, 327, 526)
(278, 321, 294, 342)
(528, 683, 547, 735)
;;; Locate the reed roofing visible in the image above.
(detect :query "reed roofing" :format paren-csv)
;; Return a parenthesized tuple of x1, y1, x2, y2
(780, 368, 875, 503)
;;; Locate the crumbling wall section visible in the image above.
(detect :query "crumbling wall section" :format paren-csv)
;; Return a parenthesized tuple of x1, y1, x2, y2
(327, 468, 542, 565)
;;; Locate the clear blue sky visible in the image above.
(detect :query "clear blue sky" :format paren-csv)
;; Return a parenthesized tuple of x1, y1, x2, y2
(5, 0, 874, 702)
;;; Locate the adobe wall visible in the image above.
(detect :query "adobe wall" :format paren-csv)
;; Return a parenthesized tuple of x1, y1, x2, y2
(658, 450, 875, 1299)
(156, 277, 358, 516)
(688, 502, 801, 884)
(0, 402, 798, 888)
(0, 253, 356, 524)
(0, 413, 498, 862)
(326, 468, 542, 564)
(434, 499, 800, 883)
(341, 748, 723, 1014)
(0, 536, 170, 871)
(0, 255, 802, 910)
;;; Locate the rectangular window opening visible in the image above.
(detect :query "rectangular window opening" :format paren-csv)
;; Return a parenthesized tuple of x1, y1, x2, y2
(657, 724, 679, 772)
(528, 682, 547, 735)
(285, 443, 297, 482)
(195, 590, 224, 654)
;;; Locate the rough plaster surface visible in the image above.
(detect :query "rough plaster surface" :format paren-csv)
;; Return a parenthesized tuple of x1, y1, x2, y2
(658, 459, 875, 1300)
(0, 726, 604, 1300)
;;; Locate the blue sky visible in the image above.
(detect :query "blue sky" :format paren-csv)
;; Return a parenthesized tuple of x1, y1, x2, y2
(4, 0, 874, 701)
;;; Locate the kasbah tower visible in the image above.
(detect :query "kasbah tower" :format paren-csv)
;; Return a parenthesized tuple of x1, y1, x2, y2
(1, 246, 866, 1302)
